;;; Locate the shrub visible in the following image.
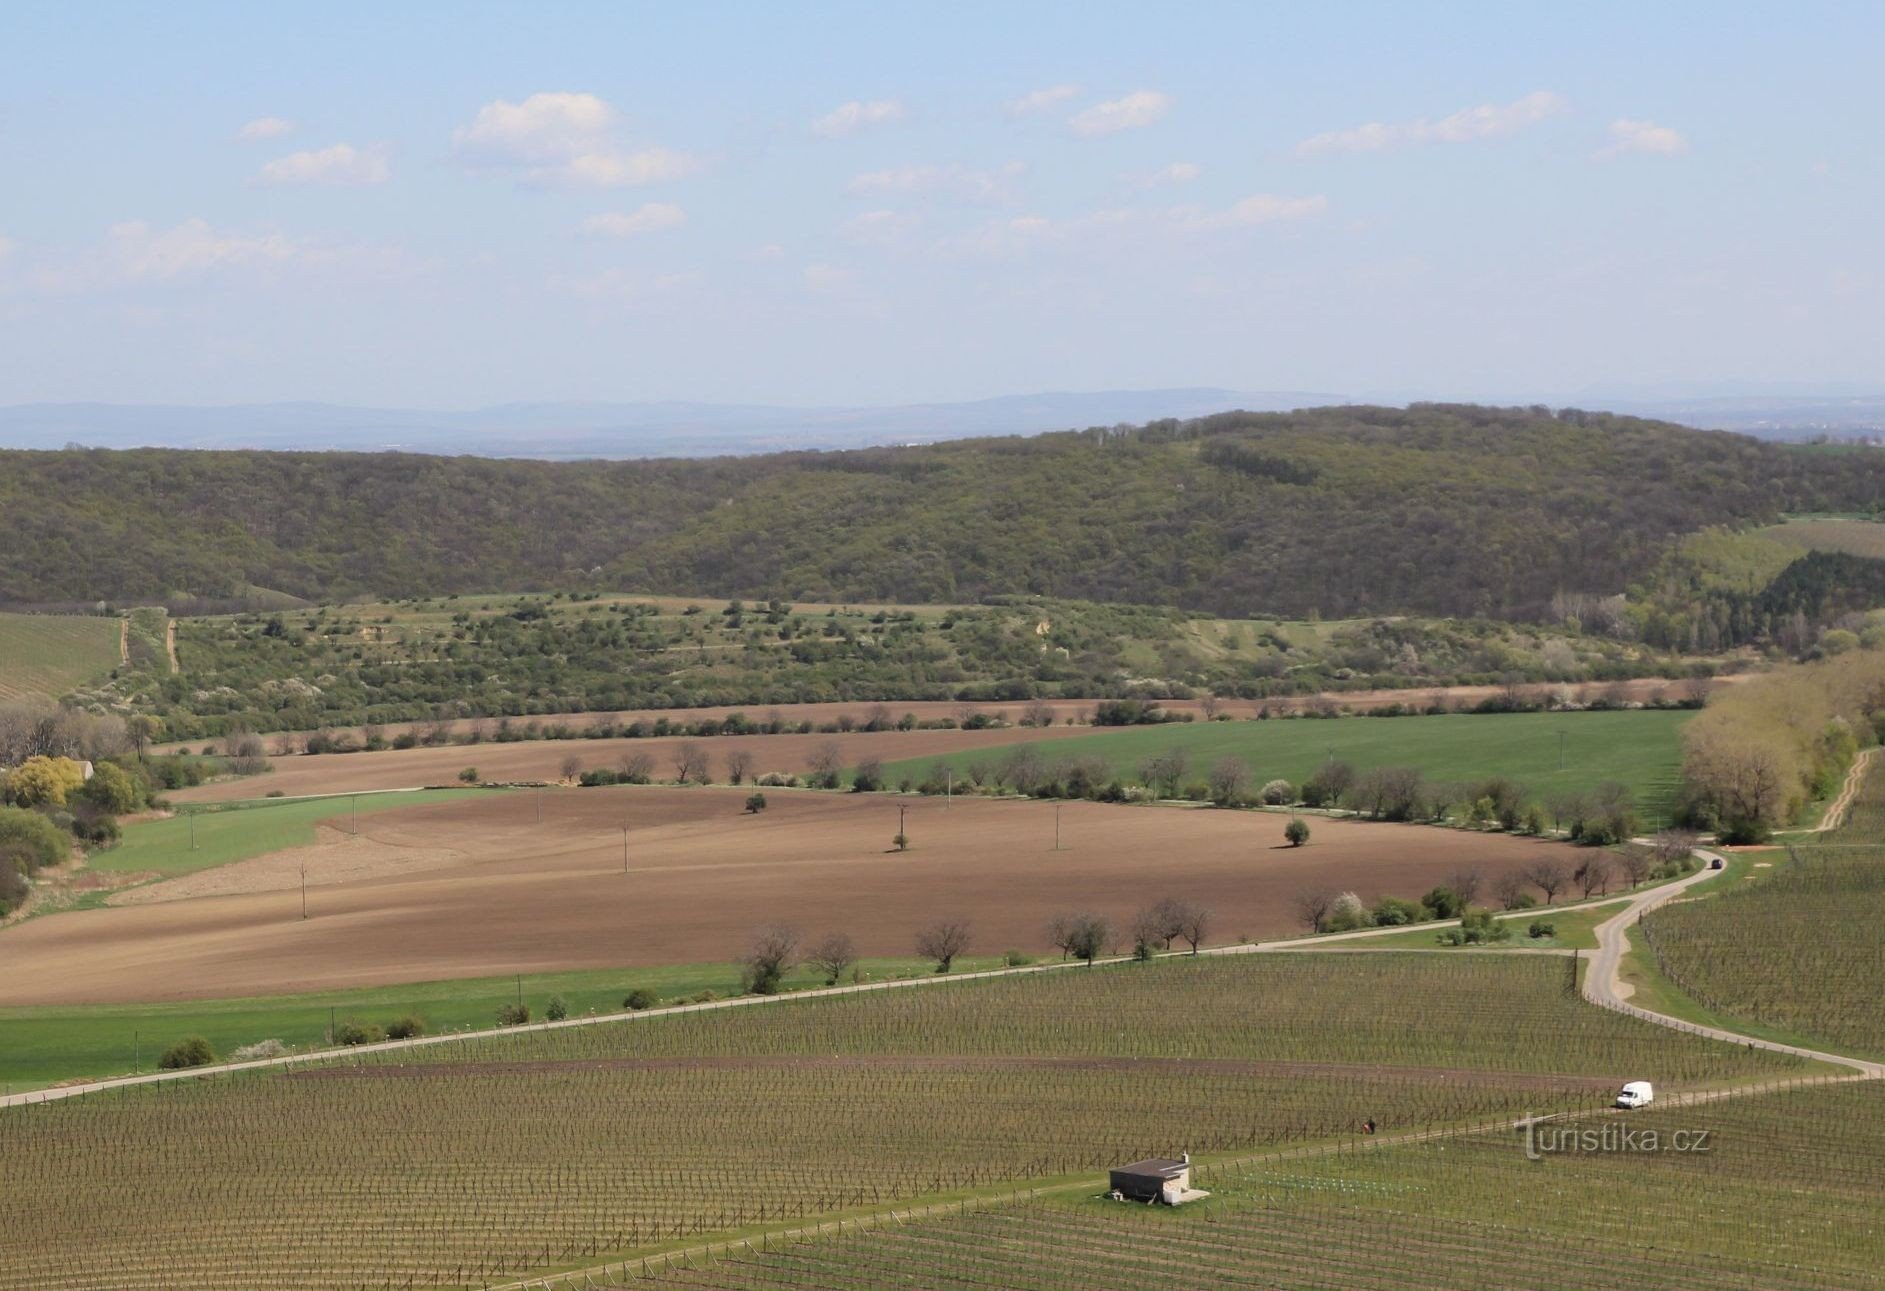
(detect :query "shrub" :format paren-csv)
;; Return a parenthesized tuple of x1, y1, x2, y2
(333, 1022, 386, 1046)
(229, 1038, 289, 1062)
(1325, 891, 1370, 932)
(1002, 949, 1033, 967)
(0, 807, 69, 874)
(622, 988, 658, 1010)
(1439, 907, 1514, 946)
(384, 1015, 427, 1040)
(546, 996, 568, 1021)
(892, 831, 909, 851)
(744, 792, 768, 813)
(1370, 895, 1427, 927)
(1283, 818, 1310, 847)
(1528, 920, 1557, 939)
(158, 1035, 217, 1069)
(458, 767, 479, 784)
(495, 1002, 530, 1026)
(1259, 779, 1294, 806)
(1421, 885, 1463, 920)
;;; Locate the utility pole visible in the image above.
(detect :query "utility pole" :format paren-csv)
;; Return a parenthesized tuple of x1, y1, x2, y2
(300, 863, 308, 919)
(622, 822, 629, 874)
(945, 768, 952, 808)
(1055, 804, 1062, 852)
(351, 794, 358, 836)
(899, 803, 906, 841)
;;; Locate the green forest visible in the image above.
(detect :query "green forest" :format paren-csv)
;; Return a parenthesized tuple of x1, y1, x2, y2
(7, 403, 1883, 620)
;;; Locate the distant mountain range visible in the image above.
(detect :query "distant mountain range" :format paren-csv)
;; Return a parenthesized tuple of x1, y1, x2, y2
(1, 388, 1880, 458)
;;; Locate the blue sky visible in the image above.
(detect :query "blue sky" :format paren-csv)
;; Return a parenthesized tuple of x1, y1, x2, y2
(0, 0, 1879, 407)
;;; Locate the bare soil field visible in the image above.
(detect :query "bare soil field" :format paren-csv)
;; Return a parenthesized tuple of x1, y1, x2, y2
(151, 677, 1737, 756)
(169, 726, 1093, 802)
(0, 787, 1586, 1006)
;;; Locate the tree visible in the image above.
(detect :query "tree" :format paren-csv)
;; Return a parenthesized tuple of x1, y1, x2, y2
(853, 755, 885, 793)
(741, 923, 799, 994)
(673, 741, 710, 785)
(1259, 778, 1294, 806)
(1525, 856, 1570, 903)
(1139, 746, 1191, 799)
(1284, 817, 1311, 847)
(559, 754, 582, 783)
(1293, 886, 1339, 933)
(807, 741, 844, 790)
(1199, 693, 1221, 720)
(5, 756, 86, 808)
(1170, 898, 1210, 953)
(725, 749, 754, 786)
(619, 751, 656, 784)
(744, 792, 768, 814)
(1446, 867, 1484, 910)
(0, 807, 70, 873)
(80, 762, 139, 815)
(1492, 870, 1532, 909)
(915, 918, 972, 973)
(1130, 903, 1175, 959)
(221, 730, 269, 777)
(1300, 760, 1354, 808)
(1574, 852, 1615, 898)
(1051, 912, 1111, 965)
(1021, 698, 1056, 728)
(1616, 846, 1653, 887)
(457, 766, 479, 784)
(808, 931, 857, 985)
(1207, 756, 1251, 807)
(158, 1035, 217, 1069)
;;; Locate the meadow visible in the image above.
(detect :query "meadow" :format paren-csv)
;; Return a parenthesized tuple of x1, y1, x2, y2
(0, 952, 1796, 1291)
(875, 708, 1691, 821)
(0, 611, 121, 701)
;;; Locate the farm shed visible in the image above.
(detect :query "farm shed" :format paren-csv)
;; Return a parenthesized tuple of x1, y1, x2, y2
(1108, 1155, 1208, 1205)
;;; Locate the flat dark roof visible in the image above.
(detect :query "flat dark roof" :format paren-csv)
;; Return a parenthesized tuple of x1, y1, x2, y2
(1112, 1158, 1187, 1178)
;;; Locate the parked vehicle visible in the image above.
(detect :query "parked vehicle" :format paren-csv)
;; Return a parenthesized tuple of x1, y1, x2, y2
(1615, 1080, 1655, 1109)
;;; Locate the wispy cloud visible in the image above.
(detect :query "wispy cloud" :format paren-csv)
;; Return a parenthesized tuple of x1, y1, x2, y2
(1006, 84, 1080, 117)
(105, 218, 302, 281)
(236, 116, 295, 142)
(1069, 90, 1172, 136)
(1595, 118, 1688, 159)
(847, 161, 1024, 201)
(1173, 192, 1329, 231)
(803, 261, 855, 291)
(454, 91, 699, 188)
(1296, 90, 1567, 155)
(581, 203, 688, 237)
(255, 143, 389, 187)
(812, 99, 904, 138)
(1135, 161, 1202, 187)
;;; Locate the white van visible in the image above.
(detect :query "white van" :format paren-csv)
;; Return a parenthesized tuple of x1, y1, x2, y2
(1615, 1080, 1654, 1109)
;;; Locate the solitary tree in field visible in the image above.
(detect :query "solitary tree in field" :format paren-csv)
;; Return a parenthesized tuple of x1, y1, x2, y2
(725, 749, 754, 786)
(808, 931, 857, 985)
(744, 792, 768, 814)
(916, 918, 972, 973)
(559, 754, 582, 783)
(741, 923, 800, 995)
(458, 766, 479, 784)
(1284, 817, 1311, 847)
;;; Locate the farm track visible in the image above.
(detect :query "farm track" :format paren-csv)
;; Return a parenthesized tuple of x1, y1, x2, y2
(1793, 746, 1875, 834)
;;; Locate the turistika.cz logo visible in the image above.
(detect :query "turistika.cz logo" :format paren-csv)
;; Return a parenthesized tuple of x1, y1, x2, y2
(1520, 1115, 1714, 1161)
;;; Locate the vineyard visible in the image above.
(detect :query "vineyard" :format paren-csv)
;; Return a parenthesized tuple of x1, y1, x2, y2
(612, 1078, 1885, 1291)
(1642, 760, 1885, 1059)
(0, 611, 122, 702)
(0, 954, 1798, 1290)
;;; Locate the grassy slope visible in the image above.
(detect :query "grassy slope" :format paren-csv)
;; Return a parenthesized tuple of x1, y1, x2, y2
(0, 954, 1010, 1091)
(876, 709, 1690, 822)
(87, 787, 493, 880)
(0, 612, 121, 701)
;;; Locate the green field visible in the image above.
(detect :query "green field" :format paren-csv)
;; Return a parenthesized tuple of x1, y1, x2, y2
(0, 954, 1009, 1091)
(87, 787, 492, 882)
(1339, 898, 1628, 951)
(875, 709, 1691, 821)
(0, 612, 121, 701)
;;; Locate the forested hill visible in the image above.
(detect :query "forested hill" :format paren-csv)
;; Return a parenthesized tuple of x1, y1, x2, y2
(3, 404, 1880, 620)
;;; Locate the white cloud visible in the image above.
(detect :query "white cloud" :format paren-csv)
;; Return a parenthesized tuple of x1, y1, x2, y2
(842, 209, 920, 243)
(1137, 161, 1202, 187)
(1595, 118, 1689, 159)
(1296, 90, 1568, 155)
(1006, 84, 1080, 116)
(1069, 90, 1172, 137)
(582, 203, 688, 237)
(105, 218, 301, 281)
(846, 161, 1024, 201)
(454, 92, 698, 188)
(803, 261, 854, 291)
(1175, 193, 1329, 231)
(236, 116, 295, 142)
(255, 142, 389, 187)
(812, 99, 904, 138)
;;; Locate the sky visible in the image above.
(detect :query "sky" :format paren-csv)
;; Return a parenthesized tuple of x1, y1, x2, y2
(0, 0, 1880, 409)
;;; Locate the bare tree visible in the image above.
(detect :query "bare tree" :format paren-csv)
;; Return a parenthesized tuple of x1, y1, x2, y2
(222, 729, 268, 777)
(1139, 746, 1192, 798)
(1525, 857, 1571, 904)
(1130, 904, 1173, 959)
(1492, 870, 1531, 910)
(1171, 899, 1210, 954)
(808, 931, 857, 985)
(559, 754, 583, 783)
(1574, 853, 1616, 898)
(807, 740, 844, 789)
(1446, 867, 1484, 911)
(1207, 756, 1251, 807)
(1021, 698, 1055, 728)
(1199, 692, 1221, 720)
(1616, 846, 1652, 888)
(618, 751, 655, 784)
(1052, 912, 1111, 965)
(915, 918, 972, 973)
(863, 703, 894, 732)
(670, 741, 709, 784)
(1293, 887, 1340, 933)
(724, 748, 754, 786)
(1047, 912, 1077, 960)
(853, 754, 885, 792)
(741, 923, 799, 995)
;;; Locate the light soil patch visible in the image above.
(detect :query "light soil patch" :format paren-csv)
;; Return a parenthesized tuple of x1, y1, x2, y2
(0, 788, 1587, 1007)
(107, 824, 466, 906)
(168, 726, 1095, 802)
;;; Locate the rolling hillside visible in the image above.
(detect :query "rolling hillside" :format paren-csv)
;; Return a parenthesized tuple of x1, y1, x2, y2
(0, 613, 122, 702)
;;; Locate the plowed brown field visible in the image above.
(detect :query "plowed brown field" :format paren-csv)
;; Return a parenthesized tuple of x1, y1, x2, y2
(0, 788, 1584, 1006)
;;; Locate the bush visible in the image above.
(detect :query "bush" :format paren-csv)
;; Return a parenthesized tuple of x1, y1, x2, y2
(333, 1022, 386, 1046)
(1421, 885, 1463, 920)
(622, 988, 658, 1010)
(1002, 949, 1034, 967)
(1527, 920, 1557, 939)
(458, 767, 479, 784)
(744, 792, 768, 813)
(1370, 895, 1427, 927)
(0, 807, 69, 874)
(546, 995, 568, 1021)
(1283, 817, 1310, 847)
(158, 1035, 217, 1069)
(1324, 891, 1369, 932)
(384, 1015, 427, 1040)
(229, 1038, 289, 1062)
(495, 1002, 530, 1026)
(1438, 907, 1514, 946)
(1259, 779, 1294, 806)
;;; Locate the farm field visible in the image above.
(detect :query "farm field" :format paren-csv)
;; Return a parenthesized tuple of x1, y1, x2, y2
(1760, 514, 1885, 558)
(0, 787, 1596, 1005)
(167, 724, 1094, 802)
(1641, 757, 1885, 1060)
(630, 1078, 1882, 1291)
(0, 611, 122, 701)
(877, 708, 1692, 821)
(0, 952, 1798, 1291)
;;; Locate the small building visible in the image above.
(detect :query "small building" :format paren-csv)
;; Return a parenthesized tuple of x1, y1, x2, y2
(1108, 1154, 1207, 1205)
